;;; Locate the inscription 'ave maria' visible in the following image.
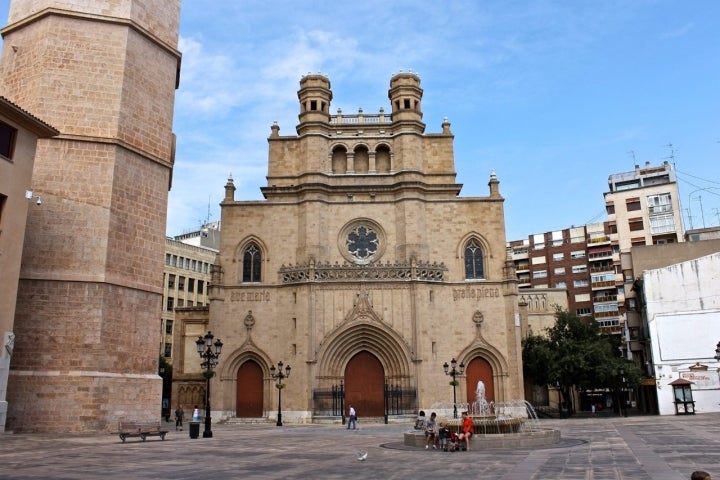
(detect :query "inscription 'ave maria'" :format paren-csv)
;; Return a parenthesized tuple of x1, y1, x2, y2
(230, 290, 270, 302)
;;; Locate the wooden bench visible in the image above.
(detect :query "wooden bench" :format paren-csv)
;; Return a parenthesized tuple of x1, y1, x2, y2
(116, 421, 168, 442)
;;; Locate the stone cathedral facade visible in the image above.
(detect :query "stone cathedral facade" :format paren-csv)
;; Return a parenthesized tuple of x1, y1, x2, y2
(173, 73, 527, 422)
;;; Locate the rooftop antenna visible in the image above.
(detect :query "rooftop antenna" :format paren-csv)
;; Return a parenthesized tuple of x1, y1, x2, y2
(712, 208, 720, 227)
(628, 150, 637, 167)
(684, 207, 694, 231)
(206, 195, 212, 225)
(663, 143, 676, 168)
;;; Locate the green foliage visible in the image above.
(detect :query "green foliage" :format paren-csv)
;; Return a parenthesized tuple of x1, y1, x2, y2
(522, 307, 644, 413)
(158, 355, 172, 378)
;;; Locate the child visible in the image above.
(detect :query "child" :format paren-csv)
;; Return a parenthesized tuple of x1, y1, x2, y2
(438, 422, 450, 451)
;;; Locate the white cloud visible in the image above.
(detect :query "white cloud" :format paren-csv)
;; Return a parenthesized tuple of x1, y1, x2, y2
(661, 22, 695, 39)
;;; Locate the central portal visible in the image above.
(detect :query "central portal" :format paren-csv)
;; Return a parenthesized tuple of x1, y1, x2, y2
(344, 351, 385, 417)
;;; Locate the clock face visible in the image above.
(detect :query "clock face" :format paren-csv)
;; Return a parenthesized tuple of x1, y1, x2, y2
(339, 219, 385, 265)
(347, 225, 379, 261)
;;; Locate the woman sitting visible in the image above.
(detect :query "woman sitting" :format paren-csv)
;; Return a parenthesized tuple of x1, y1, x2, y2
(456, 411, 474, 451)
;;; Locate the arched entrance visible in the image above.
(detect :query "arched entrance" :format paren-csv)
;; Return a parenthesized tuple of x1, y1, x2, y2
(344, 351, 385, 417)
(236, 360, 263, 417)
(465, 357, 494, 405)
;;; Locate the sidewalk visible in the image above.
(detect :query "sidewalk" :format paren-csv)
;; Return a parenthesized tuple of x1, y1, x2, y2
(1, 413, 718, 479)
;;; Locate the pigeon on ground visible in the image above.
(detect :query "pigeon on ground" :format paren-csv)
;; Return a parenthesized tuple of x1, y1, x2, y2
(354, 449, 368, 461)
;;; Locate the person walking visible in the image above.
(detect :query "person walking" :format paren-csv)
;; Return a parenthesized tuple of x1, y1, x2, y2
(174, 405, 185, 431)
(347, 405, 357, 430)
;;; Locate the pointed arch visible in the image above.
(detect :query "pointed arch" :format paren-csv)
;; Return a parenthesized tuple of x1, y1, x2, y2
(457, 232, 491, 280)
(233, 236, 268, 283)
(457, 342, 509, 402)
(316, 321, 413, 388)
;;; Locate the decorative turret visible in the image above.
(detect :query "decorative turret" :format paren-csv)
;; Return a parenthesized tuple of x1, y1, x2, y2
(388, 71, 424, 125)
(224, 174, 236, 202)
(488, 170, 501, 198)
(297, 73, 332, 124)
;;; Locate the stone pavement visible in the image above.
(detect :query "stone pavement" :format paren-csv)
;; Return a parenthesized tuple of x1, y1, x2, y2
(1, 413, 719, 479)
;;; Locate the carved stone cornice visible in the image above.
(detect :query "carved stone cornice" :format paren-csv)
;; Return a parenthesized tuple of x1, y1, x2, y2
(278, 260, 447, 284)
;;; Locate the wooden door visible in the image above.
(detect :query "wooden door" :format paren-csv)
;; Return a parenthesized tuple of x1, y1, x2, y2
(236, 360, 263, 417)
(465, 357, 494, 406)
(344, 351, 385, 417)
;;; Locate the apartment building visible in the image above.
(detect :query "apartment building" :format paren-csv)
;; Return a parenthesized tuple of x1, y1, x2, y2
(604, 161, 684, 361)
(162, 236, 217, 360)
(509, 161, 683, 341)
(509, 226, 592, 319)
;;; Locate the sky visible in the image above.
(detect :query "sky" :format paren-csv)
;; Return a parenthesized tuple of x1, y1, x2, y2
(2, 1, 720, 240)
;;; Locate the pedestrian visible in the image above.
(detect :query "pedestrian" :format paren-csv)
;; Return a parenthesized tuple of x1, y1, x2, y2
(192, 405, 200, 422)
(424, 412, 438, 449)
(174, 405, 185, 431)
(456, 411, 474, 451)
(414, 410, 426, 430)
(347, 405, 357, 430)
(691, 472, 711, 480)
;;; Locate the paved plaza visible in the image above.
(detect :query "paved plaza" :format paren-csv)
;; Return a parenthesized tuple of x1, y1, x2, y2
(1, 413, 719, 479)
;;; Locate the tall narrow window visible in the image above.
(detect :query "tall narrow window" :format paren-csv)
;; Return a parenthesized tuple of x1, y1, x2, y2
(464, 239, 484, 279)
(243, 243, 262, 282)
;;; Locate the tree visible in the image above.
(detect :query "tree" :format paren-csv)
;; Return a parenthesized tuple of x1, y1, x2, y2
(522, 307, 642, 416)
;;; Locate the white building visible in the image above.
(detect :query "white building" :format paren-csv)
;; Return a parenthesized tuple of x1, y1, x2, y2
(641, 251, 720, 415)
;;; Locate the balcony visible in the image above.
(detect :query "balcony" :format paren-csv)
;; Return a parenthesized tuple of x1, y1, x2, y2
(588, 251, 613, 261)
(512, 248, 529, 260)
(595, 310, 620, 318)
(593, 294, 618, 303)
(599, 324, 623, 334)
(591, 280, 616, 291)
(590, 265, 614, 274)
(587, 236, 610, 246)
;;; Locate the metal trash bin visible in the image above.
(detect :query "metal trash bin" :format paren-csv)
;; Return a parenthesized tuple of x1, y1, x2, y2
(189, 421, 200, 439)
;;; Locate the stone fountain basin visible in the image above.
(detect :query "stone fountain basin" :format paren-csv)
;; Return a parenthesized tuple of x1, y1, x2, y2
(403, 427, 561, 450)
(403, 415, 560, 449)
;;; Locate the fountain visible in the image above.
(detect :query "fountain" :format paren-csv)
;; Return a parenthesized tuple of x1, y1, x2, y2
(403, 381, 560, 449)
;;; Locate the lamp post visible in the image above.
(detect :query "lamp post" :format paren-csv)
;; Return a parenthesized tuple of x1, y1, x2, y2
(270, 361, 291, 426)
(619, 367, 627, 417)
(196, 331, 223, 438)
(443, 358, 465, 419)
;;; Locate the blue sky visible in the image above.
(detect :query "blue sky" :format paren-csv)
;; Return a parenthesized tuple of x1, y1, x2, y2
(3, 1, 719, 240)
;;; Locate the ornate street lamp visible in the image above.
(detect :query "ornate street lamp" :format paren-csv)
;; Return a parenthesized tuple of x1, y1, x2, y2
(270, 361, 291, 426)
(714, 341, 720, 361)
(443, 358, 465, 419)
(196, 331, 223, 438)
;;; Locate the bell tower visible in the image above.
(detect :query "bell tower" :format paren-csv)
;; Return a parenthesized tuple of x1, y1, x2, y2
(0, 0, 181, 432)
(388, 71, 424, 130)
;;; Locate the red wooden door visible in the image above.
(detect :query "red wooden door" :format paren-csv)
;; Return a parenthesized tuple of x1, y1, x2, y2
(465, 357, 494, 405)
(236, 360, 263, 417)
(344, 351, 385, 417)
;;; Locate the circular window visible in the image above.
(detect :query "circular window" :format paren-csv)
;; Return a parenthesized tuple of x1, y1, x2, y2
(338, 219, 386, 265)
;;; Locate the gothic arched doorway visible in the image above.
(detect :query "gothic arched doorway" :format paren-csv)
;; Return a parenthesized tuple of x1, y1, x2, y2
(236, 360, 263, 417)
(465, 357, 494, 405)
(344, 351, 385, 417)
